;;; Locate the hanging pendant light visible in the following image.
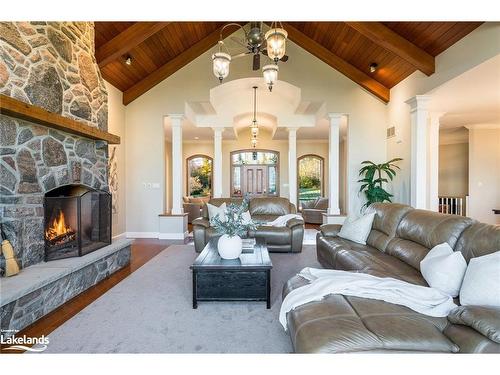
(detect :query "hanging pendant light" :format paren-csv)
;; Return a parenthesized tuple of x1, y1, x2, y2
(262, 64, 279, 92)
(265, 23, 288, 62)
(250, 86, 259, 148)
(212, 41, 231, 83)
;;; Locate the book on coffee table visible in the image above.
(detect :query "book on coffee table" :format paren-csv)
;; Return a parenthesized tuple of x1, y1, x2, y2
(242, 238, 256, 251)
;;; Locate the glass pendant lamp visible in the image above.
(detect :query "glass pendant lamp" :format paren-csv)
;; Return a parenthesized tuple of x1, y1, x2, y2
(262, 64, 279, 91)
(265, 24, 288, 62)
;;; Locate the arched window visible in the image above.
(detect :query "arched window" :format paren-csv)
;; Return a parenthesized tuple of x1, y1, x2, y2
(187, 155, 213, 197)
(230, 150, 279, 197)
(298, 154, 324, 207)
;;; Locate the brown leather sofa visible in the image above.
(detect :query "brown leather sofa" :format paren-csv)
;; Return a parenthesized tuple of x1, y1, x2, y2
(192, 197, 304, 253)
(301, 197, 328, 224)
(283, 203, 500, 353)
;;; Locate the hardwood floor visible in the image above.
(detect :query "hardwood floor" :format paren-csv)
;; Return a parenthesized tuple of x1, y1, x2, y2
(0, 238, 172, 353)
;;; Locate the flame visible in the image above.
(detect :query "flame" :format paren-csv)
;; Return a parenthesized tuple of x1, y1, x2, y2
(45, 210, 74, 241)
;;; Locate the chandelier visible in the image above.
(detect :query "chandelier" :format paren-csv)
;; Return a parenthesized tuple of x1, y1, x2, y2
(250, 86, 259, 149)
(212, 22, 288, 91)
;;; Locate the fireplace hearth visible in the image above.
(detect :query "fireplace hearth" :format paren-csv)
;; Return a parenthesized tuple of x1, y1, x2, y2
(44, 185, 111, 261)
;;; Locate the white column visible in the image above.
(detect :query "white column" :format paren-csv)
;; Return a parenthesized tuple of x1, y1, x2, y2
(212, 127, 224, 198)
(170, 114, 183, 215)
(327, 113, 341, 215)
(288, 128, 298, 205)
(406, 95, 431, 209)
(428, 112, 444, 211)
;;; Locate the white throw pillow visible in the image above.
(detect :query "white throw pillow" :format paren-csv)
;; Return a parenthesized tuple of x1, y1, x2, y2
(241, 210, 252, 225)
(460, 251, 500, 307)
(338, 212, 375, 245)
(420, 242, 467, 297)
(207, 202, 226, 222)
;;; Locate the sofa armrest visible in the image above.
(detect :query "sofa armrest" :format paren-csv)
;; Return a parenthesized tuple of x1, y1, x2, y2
(301, 200, 316, 209)
(448, 305, 500, 344)
(286, 217, 304, 229)
(319, 224, 342, 237)
(192, 217, 210, 228)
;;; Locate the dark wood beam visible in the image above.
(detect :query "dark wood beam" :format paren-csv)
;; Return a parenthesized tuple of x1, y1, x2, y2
(283, 23, 390, 103)
(123, 26, 227, 105)
(0, 95, 120, 144)
(96, 22, 170, 68)
(345, 22, 435, 76)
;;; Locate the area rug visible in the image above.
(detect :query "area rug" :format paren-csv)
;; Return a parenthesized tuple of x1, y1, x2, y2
(42, 244, 320, 353)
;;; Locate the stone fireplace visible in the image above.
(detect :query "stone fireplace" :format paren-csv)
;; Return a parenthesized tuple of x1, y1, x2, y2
(0, 22, 109, 268)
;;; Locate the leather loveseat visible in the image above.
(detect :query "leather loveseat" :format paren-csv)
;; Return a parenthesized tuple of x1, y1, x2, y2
(192, 197, 304, 253)
(300, 197, 329, 224)
(283, 203, 500, 353)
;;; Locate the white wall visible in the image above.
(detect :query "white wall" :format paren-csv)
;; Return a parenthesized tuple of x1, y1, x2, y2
(468, 128, 500, 224)
(125, 39, 387, 233)
(387, 23, 500, 204)
(105, 81, 127, 237)
(439, 143, 468, 197)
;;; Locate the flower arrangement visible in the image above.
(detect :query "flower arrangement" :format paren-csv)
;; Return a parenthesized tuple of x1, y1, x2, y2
(210, 198, 257, 238)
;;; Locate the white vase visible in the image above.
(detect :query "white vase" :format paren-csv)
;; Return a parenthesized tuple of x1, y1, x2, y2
(217, 234, 243, 259)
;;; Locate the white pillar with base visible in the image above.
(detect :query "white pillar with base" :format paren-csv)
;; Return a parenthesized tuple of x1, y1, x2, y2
(428, 112, 444, 211)
(288, 128, 298, 206)
(406, 95, 431, 209)
(158, 114, 188, 241)
(213, 127, 224, 198)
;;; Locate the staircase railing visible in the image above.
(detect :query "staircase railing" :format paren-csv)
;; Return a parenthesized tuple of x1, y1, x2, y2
(438, 195, 468, 216)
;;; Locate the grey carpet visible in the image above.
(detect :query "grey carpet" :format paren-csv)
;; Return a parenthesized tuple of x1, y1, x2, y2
(43, 243, 320, 353)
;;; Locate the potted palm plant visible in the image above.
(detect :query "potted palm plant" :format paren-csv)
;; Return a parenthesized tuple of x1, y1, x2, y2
(358, 158, 402, 211)
(210, 198, 257, 259)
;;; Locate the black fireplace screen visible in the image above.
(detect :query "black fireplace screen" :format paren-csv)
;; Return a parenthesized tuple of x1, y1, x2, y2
(44, 185, 111, 261)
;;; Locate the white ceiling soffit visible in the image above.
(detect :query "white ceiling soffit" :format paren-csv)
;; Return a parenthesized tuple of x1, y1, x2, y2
(184, 77, 324, 137)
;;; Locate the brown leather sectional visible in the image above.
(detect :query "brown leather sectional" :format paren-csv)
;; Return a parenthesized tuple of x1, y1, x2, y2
(283, 203, 500, 353)
(192, 197, 304, 253)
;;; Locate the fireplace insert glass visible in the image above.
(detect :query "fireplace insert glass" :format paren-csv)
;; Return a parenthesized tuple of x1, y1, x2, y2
(44, 185, 111, 261)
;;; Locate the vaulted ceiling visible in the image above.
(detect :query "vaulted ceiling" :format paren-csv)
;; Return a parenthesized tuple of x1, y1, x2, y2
(94, 22, 482, 105)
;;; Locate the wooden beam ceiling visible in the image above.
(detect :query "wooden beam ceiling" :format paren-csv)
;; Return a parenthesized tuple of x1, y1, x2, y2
(283, 22, 390, 103)
(123, 25, 227, 105)
(96, 22, 171, 68)
(345, 22, 435, 76)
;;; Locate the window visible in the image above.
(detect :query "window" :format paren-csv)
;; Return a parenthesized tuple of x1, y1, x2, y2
(187, 155, 213, 197)
(230, 150, 279, 197)
(298, 154, 324, 207)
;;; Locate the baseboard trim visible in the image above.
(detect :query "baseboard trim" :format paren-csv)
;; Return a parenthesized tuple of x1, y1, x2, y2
(112, 232, 126, 240)
(126, 232, 159, 239)
(158, 231, 188, 240)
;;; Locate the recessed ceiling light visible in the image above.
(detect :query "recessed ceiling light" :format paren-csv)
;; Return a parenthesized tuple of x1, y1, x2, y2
(369, 62, 378, 73)
(194, 136, 199, 140)
(125, 56, 132, 66)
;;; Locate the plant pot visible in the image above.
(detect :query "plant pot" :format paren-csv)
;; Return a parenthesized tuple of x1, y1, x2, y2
(217, 234, 243, 260)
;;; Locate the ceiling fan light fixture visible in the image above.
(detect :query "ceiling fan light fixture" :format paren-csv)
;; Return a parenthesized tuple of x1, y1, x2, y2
(265, 26, 288, 62)
(125, 55, 132, 65)
(369, 62, 378, 73)
(262, 64, 279, 92)
(212, 51, 231, 83)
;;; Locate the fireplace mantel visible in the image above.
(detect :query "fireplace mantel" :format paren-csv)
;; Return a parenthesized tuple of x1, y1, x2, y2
(0, 94, 120, 144)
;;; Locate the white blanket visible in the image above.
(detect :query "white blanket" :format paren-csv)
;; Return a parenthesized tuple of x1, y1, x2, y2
(266, 214, 302, 227)
(279, 267, 457, 330)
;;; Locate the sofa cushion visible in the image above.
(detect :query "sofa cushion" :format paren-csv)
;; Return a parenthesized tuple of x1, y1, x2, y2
(249, 197, 292, 216)
(252, 226, 291, 245)
(448, 305, 500, 344)
(386, 210, 474, 270)
(313, 197, 329, 210)
(284, 285, 457, 353)
(454, 222, 500, 262)
(365, 203, 413, 252)
(338, 212, 375, 245)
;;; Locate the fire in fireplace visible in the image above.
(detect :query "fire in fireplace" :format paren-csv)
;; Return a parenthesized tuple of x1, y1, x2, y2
(44, 185, 112, 261)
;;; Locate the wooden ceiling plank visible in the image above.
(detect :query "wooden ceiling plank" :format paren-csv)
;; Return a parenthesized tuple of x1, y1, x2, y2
(283, 23, 389, 103)
(96, 22, 171, 67)
(345, 22, 435, 76)
(123, 25, 228, 105)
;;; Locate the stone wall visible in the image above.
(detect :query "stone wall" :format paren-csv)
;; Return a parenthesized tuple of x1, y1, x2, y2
(0, 22, 110, 269)
(0, 22, 108, 130)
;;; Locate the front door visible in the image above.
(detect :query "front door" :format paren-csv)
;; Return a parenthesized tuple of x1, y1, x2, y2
(242, 165, 268, 196)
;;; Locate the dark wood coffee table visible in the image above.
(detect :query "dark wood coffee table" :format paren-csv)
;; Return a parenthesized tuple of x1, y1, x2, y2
(190, 237, 272, 309)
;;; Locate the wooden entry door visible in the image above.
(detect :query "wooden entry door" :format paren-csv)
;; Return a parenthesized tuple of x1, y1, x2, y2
(242, 166, 268, 196)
